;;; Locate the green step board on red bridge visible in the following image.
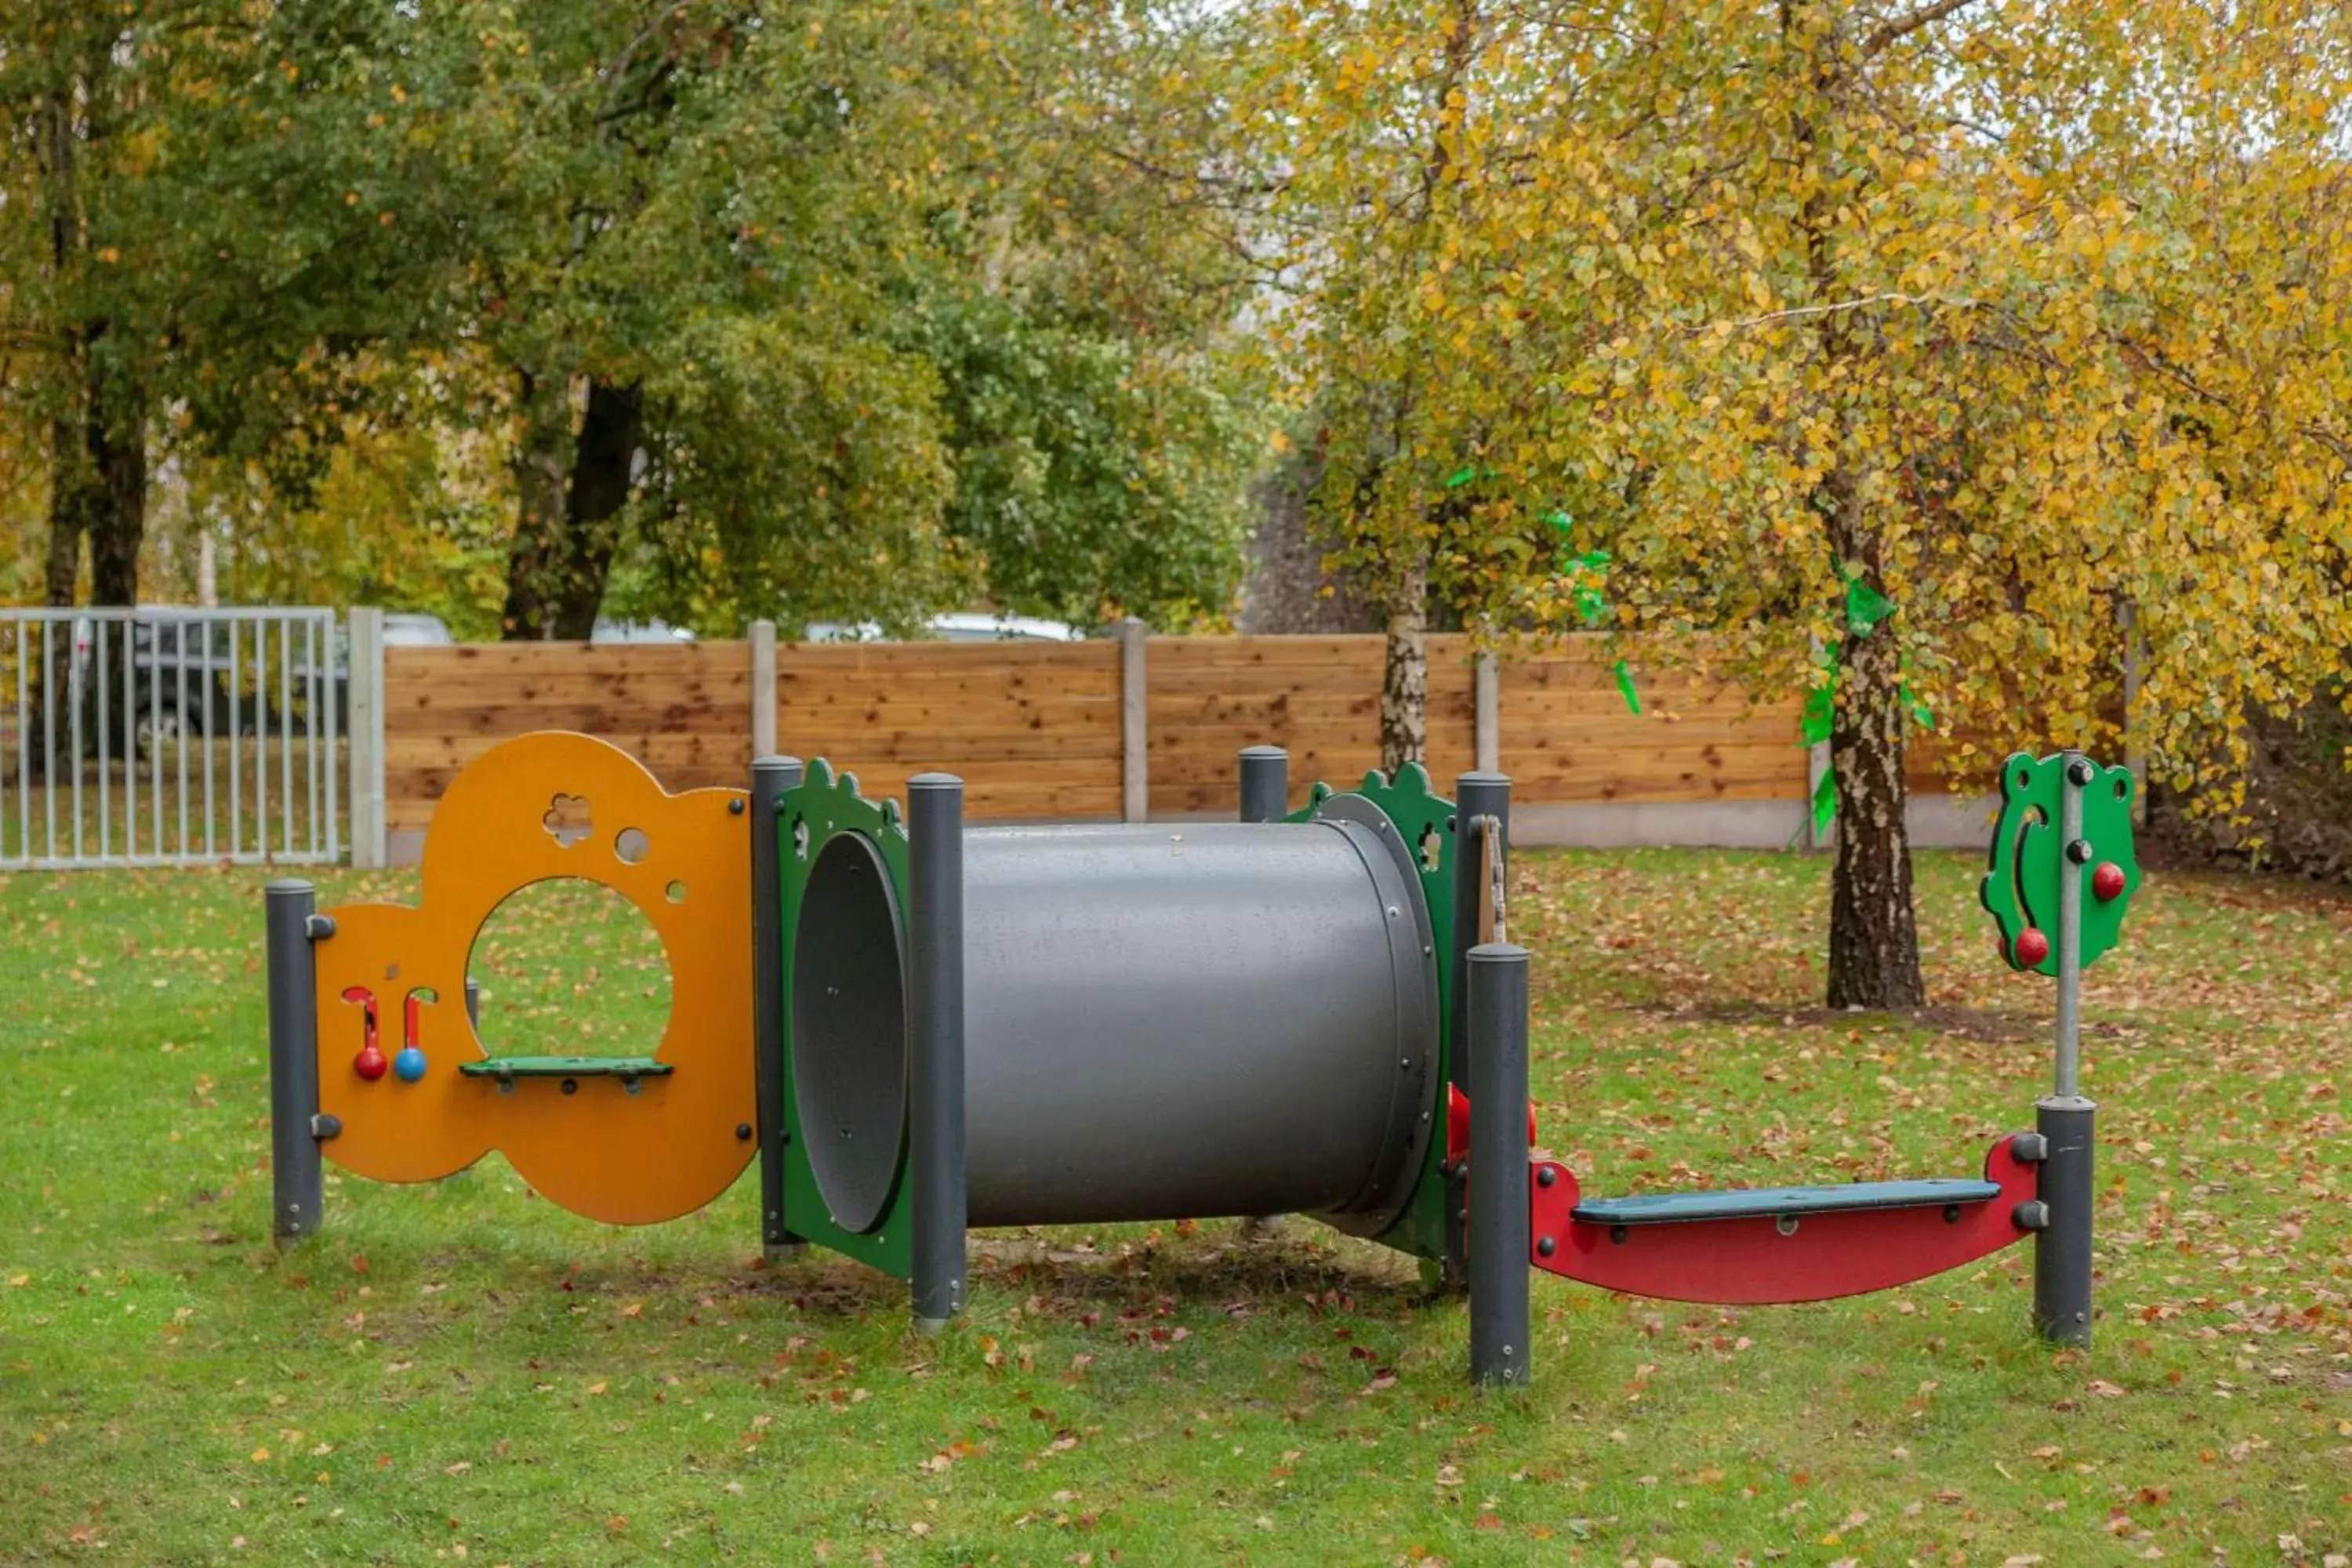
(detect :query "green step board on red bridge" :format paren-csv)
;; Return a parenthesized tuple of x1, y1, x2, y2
(1570, 1178, 2003, 1226)
(457, 1056, 673, 1082)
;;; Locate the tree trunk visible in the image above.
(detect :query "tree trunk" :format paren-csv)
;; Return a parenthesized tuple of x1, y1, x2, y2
(1784, 0, 1924, 1008)
(44, 345, 146, 608)
(501, 375, 644, 640)
(86, 373, 147, 608)
(1379, 551, 1429, 774)
(44, 408, 87, 607)
(1824, 477, 1925, 1010)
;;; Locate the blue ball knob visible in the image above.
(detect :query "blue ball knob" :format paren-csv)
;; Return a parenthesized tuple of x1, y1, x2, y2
(392, 1047, 427, 1083)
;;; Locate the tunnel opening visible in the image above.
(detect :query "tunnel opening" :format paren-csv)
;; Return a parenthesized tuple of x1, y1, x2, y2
(790, 830, 909, 1234)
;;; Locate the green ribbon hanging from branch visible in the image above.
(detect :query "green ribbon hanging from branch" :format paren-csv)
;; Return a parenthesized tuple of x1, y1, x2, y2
(1546, 512, 1639, 715)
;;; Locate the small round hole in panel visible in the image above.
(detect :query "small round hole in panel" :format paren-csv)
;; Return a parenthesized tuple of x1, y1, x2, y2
(666, 880, 687, 904)
(615, 826, 650, 865)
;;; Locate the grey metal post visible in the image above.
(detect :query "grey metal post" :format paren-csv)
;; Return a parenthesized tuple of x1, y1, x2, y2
(1238, 746, 1287, 824)
(1446, 771, 1512, 1289)
(1449, 771, 1512, 1091)
(752, 755, 805, 1260)
(909, 772, 967, 1330)
(2034, 1100, 2096, 1345)
(1467, 942, 1531, 1387)
(463, 977, 481, 1031)
(1236, 744, 1292, 1237)
(2054, 751, 2086, 1102)
(2036, 750, 2097, 1344)
(267, 880, 325, 1246)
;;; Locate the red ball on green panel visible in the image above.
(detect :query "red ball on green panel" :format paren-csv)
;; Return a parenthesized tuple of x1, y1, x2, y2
(2013, 928, 2050, 967)
(2092, 862, 2126, 902)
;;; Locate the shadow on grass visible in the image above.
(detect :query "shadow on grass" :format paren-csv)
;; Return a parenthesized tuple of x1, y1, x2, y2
(1617, 996, 2123, 1045)
(434, 1224, 1436, 1323)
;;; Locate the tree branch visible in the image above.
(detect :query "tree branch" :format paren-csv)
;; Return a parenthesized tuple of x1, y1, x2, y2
(1693, 292, 1980, 333)
(1863, 0, 1981, 55)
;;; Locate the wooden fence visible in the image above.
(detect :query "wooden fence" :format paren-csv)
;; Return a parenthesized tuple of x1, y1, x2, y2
(379, 628, 1964, 853)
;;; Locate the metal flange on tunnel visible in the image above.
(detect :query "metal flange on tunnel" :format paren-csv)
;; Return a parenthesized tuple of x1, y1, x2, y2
(752, 751, 1518, 1345)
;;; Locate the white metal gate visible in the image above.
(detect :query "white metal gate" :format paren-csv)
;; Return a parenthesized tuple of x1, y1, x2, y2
(0, 606, 343, 869)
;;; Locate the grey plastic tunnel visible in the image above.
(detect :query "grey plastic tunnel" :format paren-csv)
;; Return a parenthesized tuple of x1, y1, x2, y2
(790, 816, 1441, 1231)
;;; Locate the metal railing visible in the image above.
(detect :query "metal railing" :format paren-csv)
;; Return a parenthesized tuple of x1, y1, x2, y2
(0, 606, 342, 870)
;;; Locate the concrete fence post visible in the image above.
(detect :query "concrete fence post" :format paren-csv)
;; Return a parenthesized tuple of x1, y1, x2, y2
(1119, 618, 1149, 823)
(1474, 652, 1501, 774)
(1805, 633, 1831, 853)
(347, 606, 386, 869)
(750, 620, 778, 760)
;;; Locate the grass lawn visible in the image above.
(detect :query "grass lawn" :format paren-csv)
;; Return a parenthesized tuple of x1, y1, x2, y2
(2, 848, 2347, 1565)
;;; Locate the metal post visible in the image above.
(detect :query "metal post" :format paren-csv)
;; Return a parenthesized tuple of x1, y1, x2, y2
(2054, 752, 2086, 1102)
(1467, 942, 1531, 1387)
(2036, 750, 2097, 1345)
(1118, 619, 1149, 823)
(1236, 744, 1292, 1238)
(751, 754, 806, 1261)
(1445, 772, 1512, 1285)
(1238, 746, 1287, 824)
(2034, 1100, 2096, 1345)
(908, 772, 967, 1331)
(267, 880, 325, 1245)
(464, 977, 481, 1031)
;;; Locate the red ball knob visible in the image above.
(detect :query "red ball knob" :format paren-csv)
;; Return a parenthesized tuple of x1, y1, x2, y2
(2092, 862, 2126, 903)
(2013, 928, 2050, 967)
(354, 1044, 389, 1081)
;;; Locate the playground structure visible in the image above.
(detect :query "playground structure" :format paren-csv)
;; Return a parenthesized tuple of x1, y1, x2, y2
(265, 731, 2136, 1385)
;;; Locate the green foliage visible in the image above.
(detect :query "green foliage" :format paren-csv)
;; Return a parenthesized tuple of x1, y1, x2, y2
(906, 282, 1253, 629)
(2, 1, 1259, 633)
